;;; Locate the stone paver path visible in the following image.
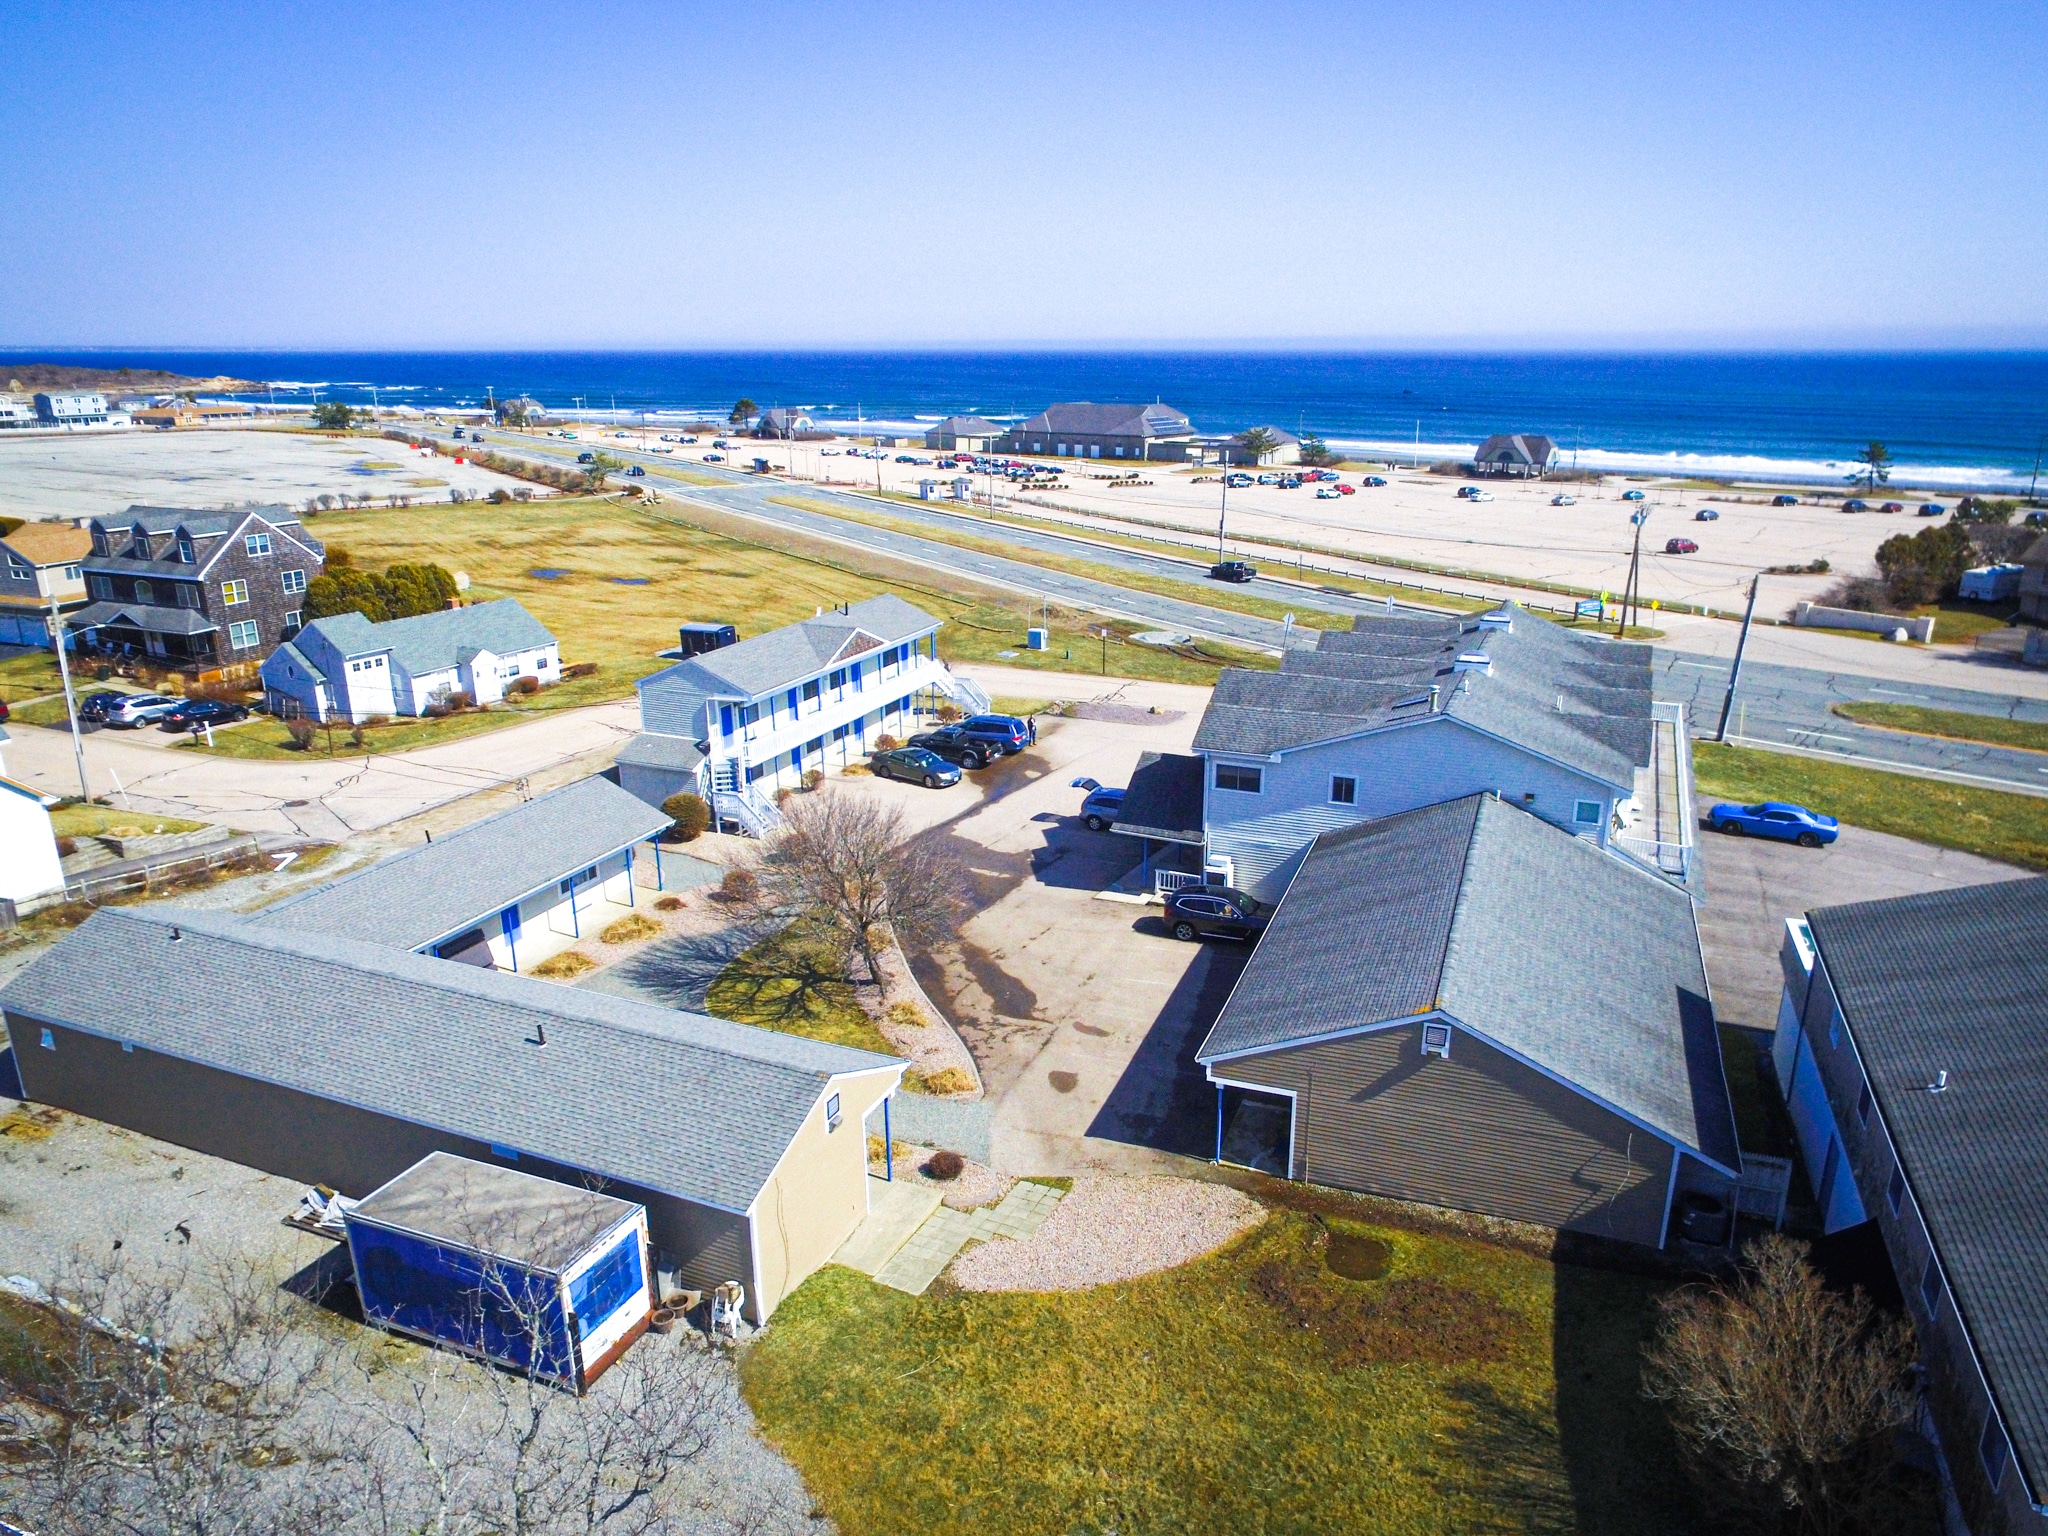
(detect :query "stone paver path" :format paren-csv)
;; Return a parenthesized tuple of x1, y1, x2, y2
(832, 1178, 943, 1277)
(872, 1180, 1065, 1295)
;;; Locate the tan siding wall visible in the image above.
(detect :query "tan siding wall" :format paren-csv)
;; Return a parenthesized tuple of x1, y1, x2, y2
(749, 1072, 898, 1320)
(1228, 1021, 1674, 1246)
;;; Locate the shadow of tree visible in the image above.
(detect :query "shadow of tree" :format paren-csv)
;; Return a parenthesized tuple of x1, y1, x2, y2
(1438, 1380, 1580, 1536)
(593, 917, 783, 1011)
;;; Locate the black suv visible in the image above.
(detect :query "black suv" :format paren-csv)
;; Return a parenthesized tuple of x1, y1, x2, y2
(1209, 560, 1257, 583)
(1163, 886, 1269, 943)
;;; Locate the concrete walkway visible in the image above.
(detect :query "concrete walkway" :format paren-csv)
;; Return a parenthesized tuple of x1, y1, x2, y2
(832, 1178, 943, 1277)
(869, 1181, 1065, 1295)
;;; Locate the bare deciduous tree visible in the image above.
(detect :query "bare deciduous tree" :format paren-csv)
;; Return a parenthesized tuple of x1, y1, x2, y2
(1642, 1233, 1922, 1536)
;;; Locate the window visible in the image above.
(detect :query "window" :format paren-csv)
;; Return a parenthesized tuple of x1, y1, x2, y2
(244, 531, 273, 557)
(802, 678, 821, 704)
(39, 1028, 53, 1050)
(283, 610, 301, 635)
(1573, 799, 1602, 826)
(176, 534, 195, 563)
(1887, 1166, 1906, 1216)
(1330, 775, 1357, 806)
(221, 578, 249, 606)
(1214, 762, 1262, 794)
(1421, 1022, 1453, 1059)
(281, 568, 307, 594)
(91, 527, 109, 556)
(228, 620, 260, 650)
(1981, 1412, 2011, 1490)
(5, 559, 27, 582)
(829, 668, 846, 689)
(62, 564, 79, 580)
(535, 656, 548, 669)
(739, 702, 759, 730)
(133, 579, 154, 605)
(174, 584, 200, 609)
(825, 1092, 842, 1130)
(559, 866, 598, 894)
(1857, 1081, 1873, 1125)
(88, 574, 112, 599)
(1920, 1254, 1945, 1317)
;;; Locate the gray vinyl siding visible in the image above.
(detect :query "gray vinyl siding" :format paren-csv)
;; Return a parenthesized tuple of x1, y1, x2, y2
(7, 1012, 757, 1310)
(1223, 1018, 1674, 1246)
(619, 761, 699, 811)
(1205, 717, 1619, 900)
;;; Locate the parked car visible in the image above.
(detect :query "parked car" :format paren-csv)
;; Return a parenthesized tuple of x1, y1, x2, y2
(1316, 486, 1341, 499)
(1164, 886, 1270, 943)
(711, 438, 733, 449)
(1457, 486, 1480, 499)
(1665, 537, 1699, 554)
(450, 427, 465, 440)
(1772, 494, 1800, 506)
(1842, 498, 1870, 513)
(623, 464, 645, 477)
(76, 690, 125, 723)
(1622, 489, 1647, 501)
(1880, 502, 1905, 514)
(1257, 474, 1279, 486)
(703, 452, 724, 463)
(161, 698, 250, 731)
(1362, 476, 1387, 487)
(1224, 473, 1253, 488)
(1209, 560, 1257, 582)
(1335, 483, 1356, 494)
(104, 694, 182, 728)
(870, 746, 962, 788)
(1468, 489, 1495, 503)
(1080, 786, 1125, 831)
(965, 713, 1035, 752)
(1695, 508, 1719, 521)
(1918, 503, 1946, 517)
(1706, 801, 1839, 847)
(1551, 493, 1577, 506)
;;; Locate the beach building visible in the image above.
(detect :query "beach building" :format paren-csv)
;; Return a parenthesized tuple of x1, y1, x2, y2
(0, 521, 91, 649)
(1224, 426, 1302, 466)
(0, 395, 39, 430)
(1183, 603, 1692, 900)
(1198, 793, 1737, 1249)
(624, 596, 985, 834)
(924, 416, 1005, 453)
(251, 775, 670, 973)
(33, 392, 110, 427)
(999, 402, 1197, 461)
(130, 400, 256, 429)
(75, 504, 325, 673)
(1473, 434, 1557, 477)
(1774, 879, 2048, 1531)
(261, 599, 558, 723)
(0, 771, 64, 908)
(0, 904, 907, 1324)
(753, 408, 814, 439)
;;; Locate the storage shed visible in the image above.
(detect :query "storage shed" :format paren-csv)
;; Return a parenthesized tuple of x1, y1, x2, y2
(346, 1152, 651, 1392)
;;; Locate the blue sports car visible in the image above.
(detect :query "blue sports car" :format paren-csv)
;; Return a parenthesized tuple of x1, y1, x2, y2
(1707, 801, 1839, 847)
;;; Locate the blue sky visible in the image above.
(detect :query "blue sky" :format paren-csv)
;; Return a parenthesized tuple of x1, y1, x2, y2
(3, 0, 2044, 348)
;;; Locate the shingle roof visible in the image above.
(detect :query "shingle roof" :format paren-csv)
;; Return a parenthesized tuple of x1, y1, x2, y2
(616, 732, 705, 773)
(113, 504, 303, 536)
(1806, 878, 2048, 1494)
(69, 601, 219, 636)
(1013, 402, 1193, 439)
(352, 1152, 641, 1272)
(1198, 793, 1734, 1166)
(269, 639, 327, 686)
(1476, 434, 1557, 466)
(1191, 604, 1653, 789)
(0, 906, 900, 1213)
(253, 776, 669, 950)
(930, 416, 1003, 436)
(1, 523, 91, 565)
(1110, 751, 1204, 844)
(638, 595, 937, 704)
(298, 599, 554, 672)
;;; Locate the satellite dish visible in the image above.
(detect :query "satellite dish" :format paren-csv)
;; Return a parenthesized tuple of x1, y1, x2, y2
(453, 572, 471, 591)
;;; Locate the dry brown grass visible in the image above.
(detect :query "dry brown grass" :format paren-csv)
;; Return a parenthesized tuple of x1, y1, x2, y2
(919, 1066, 975, 1095)
(598, 913, 663, 945)
(529, 950, 596, 979)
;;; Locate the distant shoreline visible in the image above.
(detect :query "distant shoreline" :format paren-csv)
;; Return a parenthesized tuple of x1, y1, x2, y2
(2, 361, 267, 395)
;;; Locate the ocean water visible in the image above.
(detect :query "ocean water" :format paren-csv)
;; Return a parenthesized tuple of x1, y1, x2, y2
(6, 348, 2044, 491)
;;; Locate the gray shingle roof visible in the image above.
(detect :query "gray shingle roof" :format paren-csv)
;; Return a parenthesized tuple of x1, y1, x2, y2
(353, 1151, 642, 1272)
(616, 732, 705, 773)
(298, 598, 554, 672)
(930, 416, 1003, 436)
(1012, 402, 1193, 439)
(1475, 434, 1557, 466)
(1191, 604, 1653, 789)
(638, 595, 937, 704)
(0, 906, 900, 1213)
(69, 601, 219, 636)
(1805, 878, 2048, 1494)
(1110, 751, 1204, 843)
(254, 776, 669, 950)
(113, 504, 304, 536)
(1198, 793, 1734, 1166)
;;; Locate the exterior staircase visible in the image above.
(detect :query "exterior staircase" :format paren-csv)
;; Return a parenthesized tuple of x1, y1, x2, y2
(934, 667, 992, 716)
(709, 760, 784, 838)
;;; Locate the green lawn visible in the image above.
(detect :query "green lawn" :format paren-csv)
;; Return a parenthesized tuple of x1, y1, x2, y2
(1833, 701, 2048, 754)
(49, 803, 208, 838)
(1694, 741, 2048, 870)
(741, 1203, 1696, 1536)
(0, 646, 63, 704)
(706, 929, 896, 1058)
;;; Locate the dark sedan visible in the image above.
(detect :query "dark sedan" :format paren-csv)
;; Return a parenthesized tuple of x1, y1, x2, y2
(160, 698, 251, 731)
(1706, 801, 1839, 847)
(1164, 886, 1270, 942)
(870, 746, 961, 788)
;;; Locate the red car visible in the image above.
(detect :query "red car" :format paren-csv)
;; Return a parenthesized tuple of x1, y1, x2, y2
(1665, 537, 1699, 554)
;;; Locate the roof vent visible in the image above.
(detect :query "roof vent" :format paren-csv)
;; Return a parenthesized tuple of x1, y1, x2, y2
(169, 926, 183, 943)
(1453, 652, 1493, 675)
(1393, 692, 1432, 710)
(1928, 1070, 1951, 1093)
(1477, 610, 1514, 631)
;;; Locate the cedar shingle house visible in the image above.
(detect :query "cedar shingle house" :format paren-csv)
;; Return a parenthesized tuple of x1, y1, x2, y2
(1776, 878, 2048, 1531)
(74, 504, 325, 671)
(1000, 402, 1197, 461)
(1198, 792, 1738, 1249)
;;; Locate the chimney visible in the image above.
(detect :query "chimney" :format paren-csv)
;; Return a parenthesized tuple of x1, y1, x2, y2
(1928, 1070, 1951, 1093)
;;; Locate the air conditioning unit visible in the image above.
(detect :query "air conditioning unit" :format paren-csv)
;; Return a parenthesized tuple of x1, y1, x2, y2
(1204, 853, 1235, 888)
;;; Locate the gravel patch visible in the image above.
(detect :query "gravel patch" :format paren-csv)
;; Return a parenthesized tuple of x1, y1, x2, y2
(886, 1152, 1012, 1212)
(949, 1175, 1264, 1292)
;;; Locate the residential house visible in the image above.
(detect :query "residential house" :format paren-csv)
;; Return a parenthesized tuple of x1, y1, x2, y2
(624, 595, 986, 834)
(924, 416, 1005, 453)
(130, 401, 255, 429)
(0, 903, 907, 1324)
(999, 402, 1197, 462)
(1188, 602, 1691, 900)
(0, 770, 64, 908)
(1473, 433, 1557, 477)
(1775, 878, 2048, 1532)
(1197, 793, 1738, 1249)
(261, 598, 558, 722)
(0, 521, 91, 649)
(2017, 532, 2048, 624)
(0, 395, 38, 430)
(34, 392, 110, 427)
(252, 775, 670, 973)
(753, 408, 814, 439)
(73, 504, 325, 672)
(1224, 426, 1302, 466)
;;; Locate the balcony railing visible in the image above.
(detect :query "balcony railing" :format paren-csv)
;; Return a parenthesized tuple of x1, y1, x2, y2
(1614, 701, 1694, 881)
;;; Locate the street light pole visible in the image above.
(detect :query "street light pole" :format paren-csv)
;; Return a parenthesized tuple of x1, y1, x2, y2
(1616, 508, 1648, 638)
(1217, 468, 1229, 564)
(47, 590, 90, 803)
(1716, 574, 1761, 743)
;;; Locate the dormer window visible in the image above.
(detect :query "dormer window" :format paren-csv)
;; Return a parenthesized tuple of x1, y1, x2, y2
(176, 535, 195, 564)
(91, 527, 109, 556)
(130, 528, 150, 557)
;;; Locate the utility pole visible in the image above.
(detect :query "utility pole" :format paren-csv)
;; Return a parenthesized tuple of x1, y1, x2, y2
(1616, 508, 1648, 638)
(1217, 468, 1230, 563)
(2031, 433, 2044, 502)
(1716, 574, 1761, 743)
(47, 591, 90, 803)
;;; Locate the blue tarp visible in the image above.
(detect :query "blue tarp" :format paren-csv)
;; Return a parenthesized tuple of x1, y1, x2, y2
(349, 1223, 576, 1383)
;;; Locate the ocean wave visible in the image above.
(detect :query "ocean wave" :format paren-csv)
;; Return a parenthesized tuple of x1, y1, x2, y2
(1332, 437, 2031, 491)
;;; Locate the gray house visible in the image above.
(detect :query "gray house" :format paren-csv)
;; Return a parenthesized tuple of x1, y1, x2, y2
(753, 408, 814, 439)
(924, 416, 1005, 453)
(1198, 793, 1738, 1249)
(1473, 433, 1557, 477)
(1, 905, 906, 1324)
(1776, 878, 2048, 1532)
(1193, 603, 1692, 900)
(999, 402, 1197, 461)
(261, 598, 559, 722)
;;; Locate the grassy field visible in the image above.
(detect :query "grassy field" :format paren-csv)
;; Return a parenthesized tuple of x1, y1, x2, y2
(1694, 741, 2048, 870)
(49, 803, 208, 837)
(0, 646, 63, 704)
(1833, 700, 2048, 754)
(705, 930, 895, 1058)
(1804, 595, 2017, 647)
(741, 1202, 1696, 1536)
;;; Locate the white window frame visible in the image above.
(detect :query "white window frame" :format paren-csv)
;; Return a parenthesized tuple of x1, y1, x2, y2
(281, 568, 307, 594)
(1421, 1022, 1453, 1059)
(1330, 774, 1357, 806)
(283, 609, 301, 631)
(244, 531, 273, 557)
(133, 579, 154, 605)
(221, 578, 249, 607)
(227, 619, 260, 650)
